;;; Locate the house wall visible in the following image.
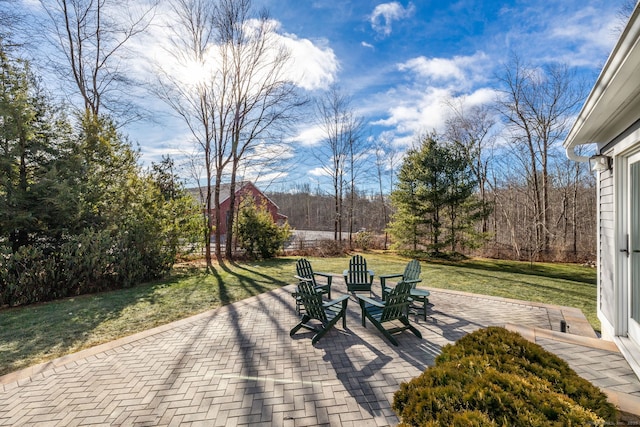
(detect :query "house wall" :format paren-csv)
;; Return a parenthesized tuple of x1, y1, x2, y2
(598, 120, 640, 340)
(598, 167, 616, 331)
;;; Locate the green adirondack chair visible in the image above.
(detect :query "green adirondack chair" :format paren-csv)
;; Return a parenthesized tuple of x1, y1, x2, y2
(295, 258, 332, 299)
(379, 259, 422, 300)
(290, 279, 350, 345)
(357, 280, 422, 346)
(293, 258, 333, 314)
(343, 254, 374, 296)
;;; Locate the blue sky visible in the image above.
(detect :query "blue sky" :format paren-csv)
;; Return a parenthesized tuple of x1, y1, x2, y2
(17, 0, 627, 191)
(257, 0, 623, 190)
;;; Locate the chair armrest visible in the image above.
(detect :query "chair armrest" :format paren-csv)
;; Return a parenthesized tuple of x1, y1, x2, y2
(357, 295, 384, 308)
(404, 278, 422, 285)
(314, 272, 332, 286)
(324, 294, 350, 308)
(378, 273, 403, 280)
(380, 273, 402, 293)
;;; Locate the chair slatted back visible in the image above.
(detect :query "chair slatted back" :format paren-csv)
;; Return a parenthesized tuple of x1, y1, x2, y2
(297, 280, 327, 323)
(296, 258, 316, 286)
(347, 255, 369, 284)
(404, 260, 421, 283)
(381, 281, 412, 322)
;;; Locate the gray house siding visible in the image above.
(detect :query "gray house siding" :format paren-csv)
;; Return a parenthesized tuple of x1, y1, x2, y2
(599, 169, 615, 325)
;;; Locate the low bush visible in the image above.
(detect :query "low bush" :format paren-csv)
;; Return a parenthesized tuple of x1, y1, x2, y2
(289, 238, 346, 257)
(235, 198, 292, 260)
(393, 327, 617, 427)
(0, 227, 177, 306)
(354, 230, 373, 250)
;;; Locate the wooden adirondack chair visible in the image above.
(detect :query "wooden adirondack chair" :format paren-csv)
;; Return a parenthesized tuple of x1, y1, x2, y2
(293, 258, 332, 314)
(295, 258, 332, 299)
(343, 255, 374, 295)
(290, 279, 350, 345)
(357, 281, 422, 346)
(379, 259, 422, 300)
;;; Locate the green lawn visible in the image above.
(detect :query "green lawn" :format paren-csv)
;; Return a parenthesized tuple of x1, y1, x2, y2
(0, 253, 597, 377)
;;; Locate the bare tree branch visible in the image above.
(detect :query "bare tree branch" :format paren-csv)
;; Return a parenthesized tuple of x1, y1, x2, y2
(38, 0, 158, 123)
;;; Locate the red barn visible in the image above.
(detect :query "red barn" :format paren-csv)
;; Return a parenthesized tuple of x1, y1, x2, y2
(189, 181, 287, 236)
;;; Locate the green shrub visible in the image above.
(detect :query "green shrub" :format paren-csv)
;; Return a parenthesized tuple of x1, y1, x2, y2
(354, 230, 373, 250)
(0, 225, 179, 306)
(236, 197, 292, 259)
(393, 327, 617, 427)
(0, 244, 58, 306)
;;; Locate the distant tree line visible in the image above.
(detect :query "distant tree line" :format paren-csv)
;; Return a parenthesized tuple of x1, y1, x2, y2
(267, 184, 389, 233)
(269, 170, 595, 262)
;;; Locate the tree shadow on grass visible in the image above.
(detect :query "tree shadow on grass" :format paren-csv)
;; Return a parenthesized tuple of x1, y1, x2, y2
(426, 258, 596, 285)
(216, 258, 294, 301)
(445, 267, 596, 304)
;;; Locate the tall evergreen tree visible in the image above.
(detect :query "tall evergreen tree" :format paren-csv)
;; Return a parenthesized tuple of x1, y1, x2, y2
(388, 147, 428, 251)
(389, 134, 489, 255)
(0, 44, 202, 305)
(0, 45, 75, 251)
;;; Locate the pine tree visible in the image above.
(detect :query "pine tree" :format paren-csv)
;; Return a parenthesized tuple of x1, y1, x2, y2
(0, 45, 76, 251)
(389, 134, 490, 255)
(389, 146, 429, 251)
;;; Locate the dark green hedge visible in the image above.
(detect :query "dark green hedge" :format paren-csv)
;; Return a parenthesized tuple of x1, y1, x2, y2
(0, 227, 174, 306)
(393, 327, 617, 426)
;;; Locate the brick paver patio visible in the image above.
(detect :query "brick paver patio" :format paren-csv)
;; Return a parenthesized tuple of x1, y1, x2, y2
(1, 278, 639, 426)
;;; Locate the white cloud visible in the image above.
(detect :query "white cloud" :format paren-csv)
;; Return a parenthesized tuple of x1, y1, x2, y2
(308, 167, 329, 177)
(464, 87, 499, 107)
(369, 2, 415, 37)
(129, 8, 338, 93)
(397, 52, 491, 88)
(289, 125, 326, 147)
(280, 33, 339, 90)
(500, 4, 618, 68)
(546, 6, 618, 67)
(370, 52, 499, 147)
(20, 0, 42, 10)
(372, 86, 452, 135)
(361, 41, 374, 49)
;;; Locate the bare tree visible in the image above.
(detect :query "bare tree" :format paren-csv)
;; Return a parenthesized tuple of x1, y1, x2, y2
(613, 0, 637, 36)
(153, 0, 222, 269)
(313, 86, 362, 241)
(445, 100, 496, 233)
(0, 1, 22, 45)
(38, 0, 157, 122)
(495, 55, 584, 255)
(373, 136, 398, 249)
(345, 116, 366, 247)
(553, 144, 595, 259)
(156, 0, 302, 263)
(214, 0, 304, 259)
